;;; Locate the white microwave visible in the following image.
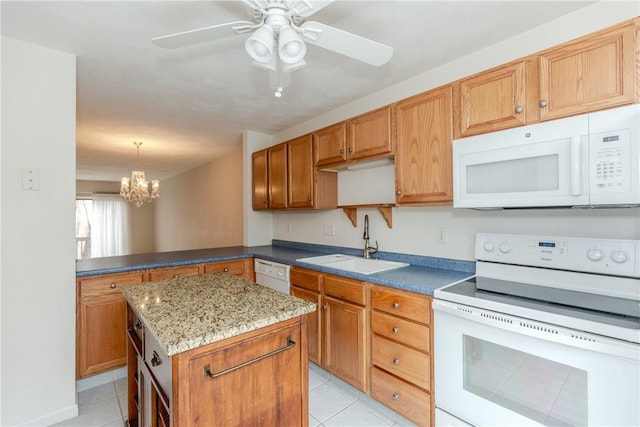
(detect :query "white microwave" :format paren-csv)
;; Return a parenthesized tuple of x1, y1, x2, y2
(453, 104, 640, 209)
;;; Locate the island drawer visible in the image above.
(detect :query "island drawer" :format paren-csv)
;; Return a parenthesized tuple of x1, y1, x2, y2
(370, 285, 431, 325)
(371, 311, 430, 353)
(148, 265, 200, 281)
(290, 267, 321, 291)
(371, 367, 431, 427)
(371, 335, 430, 391)
(323, 275, 365, 305)
(78, 272, 145, 298)
(203, 260, 245, 276)
(144, 332, 172, 398)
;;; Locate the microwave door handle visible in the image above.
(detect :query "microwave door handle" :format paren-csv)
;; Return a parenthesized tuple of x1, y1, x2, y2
(570, 136, 582, 196)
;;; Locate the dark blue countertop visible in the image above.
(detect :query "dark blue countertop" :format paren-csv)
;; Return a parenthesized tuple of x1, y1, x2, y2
(76, 240, 475, 296)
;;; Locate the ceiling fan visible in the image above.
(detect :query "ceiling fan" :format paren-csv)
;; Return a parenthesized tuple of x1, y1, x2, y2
(152, 0, 394, 97)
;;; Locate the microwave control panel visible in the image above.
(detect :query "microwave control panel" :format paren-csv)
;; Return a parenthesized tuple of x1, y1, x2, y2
(590, 129, 630, 193)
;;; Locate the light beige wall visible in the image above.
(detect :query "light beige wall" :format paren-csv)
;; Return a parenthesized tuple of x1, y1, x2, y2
(76, 180, 155, 254)
(155, 146, 243, 251)
(1, 36, 77, 426)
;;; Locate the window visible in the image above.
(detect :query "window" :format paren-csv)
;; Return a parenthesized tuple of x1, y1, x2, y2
(75, 195, 131, 259)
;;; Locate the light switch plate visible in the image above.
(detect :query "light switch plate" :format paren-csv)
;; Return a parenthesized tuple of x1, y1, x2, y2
(22, 169, 40, 191)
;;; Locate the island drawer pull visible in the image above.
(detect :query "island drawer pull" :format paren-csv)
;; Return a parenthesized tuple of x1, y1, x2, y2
(204, 336, 296, 379)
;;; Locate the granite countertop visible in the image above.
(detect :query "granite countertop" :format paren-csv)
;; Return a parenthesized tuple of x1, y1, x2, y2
(121, 272, 316, 356)
(79, 240, 476, 296)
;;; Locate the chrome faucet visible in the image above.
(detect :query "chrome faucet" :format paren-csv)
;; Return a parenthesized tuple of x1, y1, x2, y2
(363, 214, 378, 259)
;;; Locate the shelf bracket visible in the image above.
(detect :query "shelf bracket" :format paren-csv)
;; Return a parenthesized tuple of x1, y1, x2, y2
(340, 204, 394, 229)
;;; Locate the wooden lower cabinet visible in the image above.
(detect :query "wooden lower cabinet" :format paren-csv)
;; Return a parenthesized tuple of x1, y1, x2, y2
(78, 258, 254, 380)
(127, 306, 308, 427)
(370, 285, 433, 426)
(76, 271, 144, 379)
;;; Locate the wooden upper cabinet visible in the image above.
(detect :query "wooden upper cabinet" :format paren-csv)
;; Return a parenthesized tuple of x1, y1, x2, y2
(287, 135, 315, 208)
(267, 143, 288, 209)
(348, 106, 393, 161)
(395, 85, 454, 205)
(251, 149, 268, 210)
(538, 19, 637, 121)
(314, 122, 348, 167)
(454, 59, 535, 138)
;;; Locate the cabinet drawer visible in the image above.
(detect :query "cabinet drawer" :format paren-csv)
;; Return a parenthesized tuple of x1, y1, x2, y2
(290, 267, 321, 291)
(148, 265, 200, 281)
(203, 260, 245, 276)
(371, 285, 431, 324)
(371, 335, 430, 391)
(79, 273, 144, 298)
(144, 332, 172, 399)
(323, 275, 365, 305)
(371, 367, 431, 427)
(371, 311, 430, 353)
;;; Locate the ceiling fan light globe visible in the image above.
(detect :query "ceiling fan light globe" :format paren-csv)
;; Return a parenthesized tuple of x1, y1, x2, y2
(278, 25, 306, 64)
(245, 25, 275, 63)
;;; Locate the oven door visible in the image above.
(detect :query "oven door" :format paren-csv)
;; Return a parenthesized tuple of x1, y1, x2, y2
(433, 299, 640, 427)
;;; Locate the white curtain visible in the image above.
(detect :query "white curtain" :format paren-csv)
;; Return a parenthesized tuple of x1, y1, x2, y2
(91, 194, 131, 257)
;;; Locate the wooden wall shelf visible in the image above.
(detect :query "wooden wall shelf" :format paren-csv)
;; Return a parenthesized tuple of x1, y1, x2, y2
(339, 204, 395, 228)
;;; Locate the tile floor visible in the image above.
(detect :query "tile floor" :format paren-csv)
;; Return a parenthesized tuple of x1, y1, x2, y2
(52, 363, 417, 427)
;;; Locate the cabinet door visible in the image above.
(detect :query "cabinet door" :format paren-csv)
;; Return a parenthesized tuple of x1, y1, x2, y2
(395, 85, 453, 205)
(268, 143, 288, 209)
(539, 20, 636, 121)
(455, 60, 529, 138)
(324, 295, 367, 391)
(348, 106, 393, 161)
(291, 286, 322, 365)
(251, 149, 268, 210)
(287, 134, 314, 208)
(314, 122, 347, 167)
(186, 324, 304, 427)
(78, 295, 127, 378)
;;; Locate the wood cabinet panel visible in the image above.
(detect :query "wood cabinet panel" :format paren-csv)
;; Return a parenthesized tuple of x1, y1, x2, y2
(268, 143, 288, 209)
(324, 295, 367, 391)
(148, 265, 200, 281)
(314, 122, 348, 167)
(202, 259, 246, 277)
(371, 285, 431, 324)
(371, 367, 431, 427)
(291, 286, 322, 365)
(78, 272, 145, 298)
(371, 310, 430, 353)
(539, 19, 637, 120)
(348, 106, 393, 161)
(290, 267, 321, 292)
(251, 149, 268, 210)
(395, 85, 453, 205)
(288, 134, 315, 208)
(323, 275, 366, 305)
(185, 323, 304, 427)
(371, 335, 430, 391)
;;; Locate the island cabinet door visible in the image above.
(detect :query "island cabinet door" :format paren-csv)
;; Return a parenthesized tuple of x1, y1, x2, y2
(184, 323, 305, 427)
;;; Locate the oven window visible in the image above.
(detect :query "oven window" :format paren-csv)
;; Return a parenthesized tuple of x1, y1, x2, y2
(466, 154, 559, 194)
(463, 335, 587, 426)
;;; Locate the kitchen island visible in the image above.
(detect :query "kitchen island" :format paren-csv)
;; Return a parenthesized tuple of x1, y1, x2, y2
(121, 272, 316, 427)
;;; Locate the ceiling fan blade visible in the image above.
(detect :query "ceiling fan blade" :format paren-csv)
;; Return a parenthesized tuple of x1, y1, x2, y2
(292, 0, 336, 17)
(152, 21, 255, 49)
(300, 21, 393, 66)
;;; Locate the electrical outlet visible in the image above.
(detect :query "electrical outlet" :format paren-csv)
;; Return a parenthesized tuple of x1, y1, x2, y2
(288, 223, 292, 233)
(438, 228, 447, 243)
(323, 224, 335, 237)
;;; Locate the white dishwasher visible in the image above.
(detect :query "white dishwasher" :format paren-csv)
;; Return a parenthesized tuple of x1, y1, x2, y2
(254, 259, 291, 294)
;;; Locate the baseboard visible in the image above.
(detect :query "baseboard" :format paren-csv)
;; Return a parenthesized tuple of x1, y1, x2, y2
(77, 366, 127, 392)
(18, 404, 79, 427)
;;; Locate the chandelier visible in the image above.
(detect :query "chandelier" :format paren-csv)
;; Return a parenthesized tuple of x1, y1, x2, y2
(120, 142, 159, 207)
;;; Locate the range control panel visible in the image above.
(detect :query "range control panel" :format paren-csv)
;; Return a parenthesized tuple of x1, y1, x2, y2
(475, 233, 639, 277)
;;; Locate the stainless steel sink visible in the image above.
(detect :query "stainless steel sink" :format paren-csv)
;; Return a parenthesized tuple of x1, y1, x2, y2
(296, 254, 409, 275)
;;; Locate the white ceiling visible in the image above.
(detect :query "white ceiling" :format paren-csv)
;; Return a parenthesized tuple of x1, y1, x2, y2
(1, 0, 596, 182)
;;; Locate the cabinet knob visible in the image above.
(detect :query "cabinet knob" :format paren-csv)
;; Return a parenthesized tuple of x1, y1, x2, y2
(395, 189, 401, 196)
(151, 350, 162, 367)
(339, 149, 344, 154)
(223, 268, 229, 272)
(393, 358, 400, 365)
(322, 304, 328, 310)
(539, 99, 548, 108)
(391, 327, 399, 334)
(392, 302, 400, 309)
(173, 274, 179, 278)
(135, 320, 143, 330)
(348, 147, 353, 153)
(392, 393, 400, 400)
(307, 196, 312, 202)
(514, 105, 523, 114)
(110, 283, 116, 289)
